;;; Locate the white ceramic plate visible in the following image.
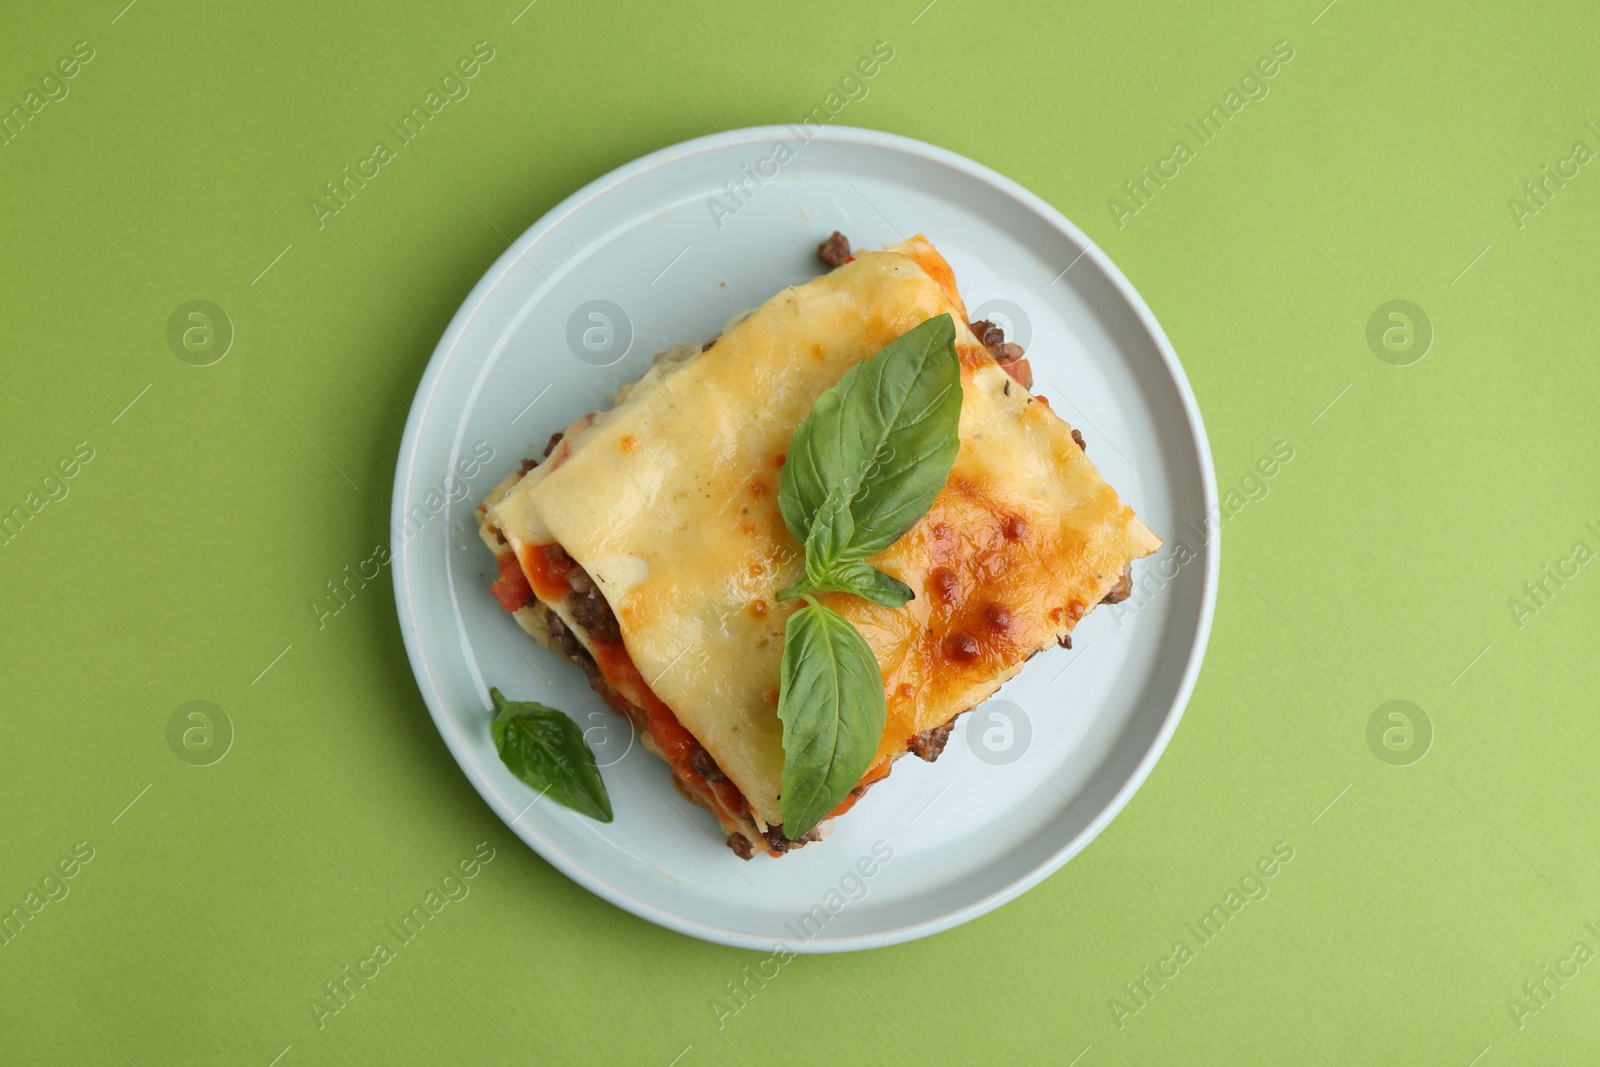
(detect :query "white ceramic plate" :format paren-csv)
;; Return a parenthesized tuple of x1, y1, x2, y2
(392, 126, 1217, 953)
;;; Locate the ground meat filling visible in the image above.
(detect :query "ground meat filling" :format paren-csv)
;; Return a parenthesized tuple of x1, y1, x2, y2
(545, 613, 605, 692)
(532, 544, 619, 638)
(726, 829, 815, 860)
(690, 748, 726, 783)
(817, 230, 852, 269)
(967, 318, 1033, 389)
(763, 823, 822, 856)
(1101, 565, 1134, 605)
(907, 720, 955, 762)
(514, 432, 568, 476)
(568, 587, 621, 643)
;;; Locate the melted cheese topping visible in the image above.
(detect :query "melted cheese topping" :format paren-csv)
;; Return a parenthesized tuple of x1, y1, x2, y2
(491, 237, 1159, 827)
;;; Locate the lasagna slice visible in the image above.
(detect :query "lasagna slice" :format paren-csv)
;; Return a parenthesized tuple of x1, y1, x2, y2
(478, 234, 1160, 858)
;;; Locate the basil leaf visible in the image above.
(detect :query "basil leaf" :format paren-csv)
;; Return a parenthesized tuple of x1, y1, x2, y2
(776, 599, 887, 837)
(778, 489, 856, 602)
(772, 316, 964, 838)
(489, 688, 613, 822)
(775, 579, 810, 603)
(778, 314, 963, 559)
(807, 560, 915, 609)
(805, 486, 856, 574)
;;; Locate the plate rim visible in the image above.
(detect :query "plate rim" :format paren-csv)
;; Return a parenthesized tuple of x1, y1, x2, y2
(391, 124, 1219, 953)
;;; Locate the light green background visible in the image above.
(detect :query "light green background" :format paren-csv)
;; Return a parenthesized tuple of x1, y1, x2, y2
(4, 0, 1598, 1063)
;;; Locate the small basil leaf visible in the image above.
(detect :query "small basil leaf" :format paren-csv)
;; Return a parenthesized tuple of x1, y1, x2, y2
(804, 487, 856, 576)
(808, 560, 915, 609)
(778, 314, 963, 558)
(489, 688, 613, 822)
(775, 579, 809, 602)
(776, 599, 887, 838)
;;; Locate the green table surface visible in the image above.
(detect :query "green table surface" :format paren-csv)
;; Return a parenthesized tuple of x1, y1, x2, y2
(4, 0, 1598, 1063)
